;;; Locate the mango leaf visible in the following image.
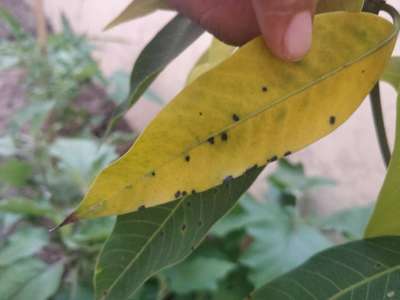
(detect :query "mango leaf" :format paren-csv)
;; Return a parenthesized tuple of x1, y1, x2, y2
(382, 56, 400, 91)
(164, 256, 235, 293)
(317, 0, 365, 13)
(187, 38, 236, 85)
(105, 0, 170, 30)
(365, 96, 400, 237)
(95, 166, 262, 300)
(0, 258, 64, 300)
(251, 236, 400, 299)
(0, 227, 48, 266)
(106, 14, 204, 133)
(71, 12, 398, 221)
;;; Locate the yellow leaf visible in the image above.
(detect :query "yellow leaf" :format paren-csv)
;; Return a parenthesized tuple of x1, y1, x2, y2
(187, 38, 236, 85)
(105, 0, 170, 30)
(72, 12, 397, 221)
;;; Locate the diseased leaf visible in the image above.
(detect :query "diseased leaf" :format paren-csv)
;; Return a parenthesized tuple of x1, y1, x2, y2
(105, 0, 170, 30)
(0, 259, 64, 300)
(317, 0, 365, 13)
(251, 237, 400, 300)
(164, 256, 235, 293)
(0, 227, 48, 267)
(106, 15, 204, 132)
(365, 96, 400, 237)
(382, 56, 400, 91)
(95, 166, 262, 300)
(73, 12, 397, 221)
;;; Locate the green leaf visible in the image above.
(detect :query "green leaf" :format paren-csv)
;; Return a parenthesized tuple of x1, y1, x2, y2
(50, 138, 117, 189)
(75, 12, 397, 220)
(319, 206, 373, 239)
(382, 56, 400, 91)
(0, 227, 48, 267)
(164, 256, 235, 293)
(252, 236, 400, 300)
(0, 259, 64, 300)
(366, 97, 400, 237)
(0, 198, 56, 219)
(317, 0, 365, 13)
(268, 159, 334, 194)
(0, 136, 16, 157)
(106, 14, 204, 133)
(105, 0, 170, 30)
(0, 159, 32, 187)
(95, 166, 262, 300)
(240, 201, 332, 288)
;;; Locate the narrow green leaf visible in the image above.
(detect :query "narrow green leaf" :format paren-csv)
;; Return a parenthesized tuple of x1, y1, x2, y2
(105, 0, 170, 30)
(0, 159, 32, 187)
(95, 166, 262, 300)
(382, 56, 400, 91)
(0, 198, 56, 219)
(252, 236, 400, 299)
(106, 14, 204, 133)
(0, 227, 48, 267)
(0, 259, 64, 300)
(366, 97, 400, 237)
(0, 7, 25, 39)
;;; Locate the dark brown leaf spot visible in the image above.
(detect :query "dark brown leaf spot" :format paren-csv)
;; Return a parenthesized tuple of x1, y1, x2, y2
(182, 191, 187, 197)
(232, 114, 240, 122)
(284, 151, 292, 157)
(329, 115, 336, 125)
(267, 156, 278, 163)
(185, 155, 190, 162)
(207, 137, 215, 145)
(261, 86, 268, 92)
(221, 132, 228, 141)
(181, 224, 187, 232)
(175, 191, 181, 198)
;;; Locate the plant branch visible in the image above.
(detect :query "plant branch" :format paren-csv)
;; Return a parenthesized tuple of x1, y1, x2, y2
(370, 84, 391, 167)
(363, 0, 391, 167)
(33, 0, 48, 54)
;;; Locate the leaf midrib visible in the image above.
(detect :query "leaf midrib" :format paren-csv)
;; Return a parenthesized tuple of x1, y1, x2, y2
(100, 198, 185, 299)
(329, 264, 400, 299)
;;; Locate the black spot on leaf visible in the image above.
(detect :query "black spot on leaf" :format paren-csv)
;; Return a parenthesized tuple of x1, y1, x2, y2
(223, 176, 233, 184)
(191, 189, 197, 194)
(232, 114, 240, 122)
(199, 112, 203, 116)
(221, 132, 228, 141)
(182, 191, 187, 197)
(284, 151, 292, 157)
(181, 224, 187, 232)
(151, 171, 156, 176)
(185, 155, 190, 162)
(267, 156, 278, 163)
(329, 115, 336, 125)
(262, 86, 268, 92)
(207, 137, 215, 145)
(175, 191, 181, 198)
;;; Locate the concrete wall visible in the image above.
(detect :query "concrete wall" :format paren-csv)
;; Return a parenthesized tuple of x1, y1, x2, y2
(41, 0, 400, 215)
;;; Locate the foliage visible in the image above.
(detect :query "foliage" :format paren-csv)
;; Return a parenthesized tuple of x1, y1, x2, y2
(1, 1, 400, 300)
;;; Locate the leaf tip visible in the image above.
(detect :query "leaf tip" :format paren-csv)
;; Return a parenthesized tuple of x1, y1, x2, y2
(49, 212, 78, 232)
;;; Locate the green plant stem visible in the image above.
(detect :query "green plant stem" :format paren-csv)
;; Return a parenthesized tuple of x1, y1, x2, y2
(370, 84, 391, 167)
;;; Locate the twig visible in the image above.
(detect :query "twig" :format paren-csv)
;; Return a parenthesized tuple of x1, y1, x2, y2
(33, 0, 48, 54)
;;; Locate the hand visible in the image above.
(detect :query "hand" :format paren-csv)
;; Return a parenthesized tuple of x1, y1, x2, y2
(166, 0, 316, 62)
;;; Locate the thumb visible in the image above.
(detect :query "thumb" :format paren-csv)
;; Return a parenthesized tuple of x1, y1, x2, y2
(251, 0, 316, 62)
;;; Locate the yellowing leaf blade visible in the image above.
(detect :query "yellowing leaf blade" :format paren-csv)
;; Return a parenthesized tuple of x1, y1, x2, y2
(74, 12, 398, 221)
(317, 0, 365, 13)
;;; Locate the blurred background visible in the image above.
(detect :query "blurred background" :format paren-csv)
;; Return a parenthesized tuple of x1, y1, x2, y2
(0, 0, 399, 299)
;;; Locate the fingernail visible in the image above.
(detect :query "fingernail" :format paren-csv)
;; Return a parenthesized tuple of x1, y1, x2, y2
(284, 11, 313, 61)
